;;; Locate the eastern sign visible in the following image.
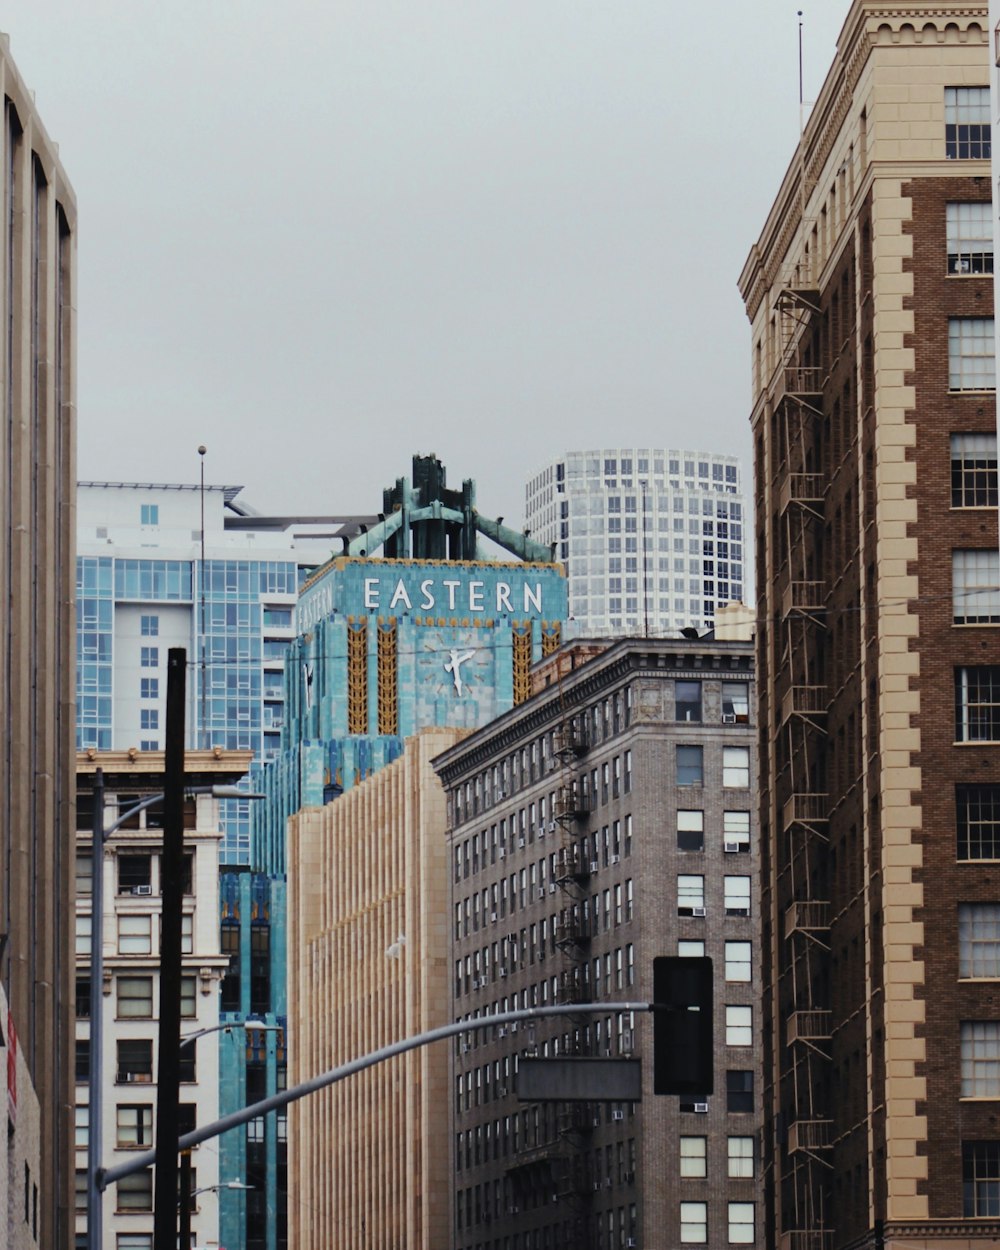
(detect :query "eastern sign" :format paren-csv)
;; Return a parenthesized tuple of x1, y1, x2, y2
(297, 561, 565, 633)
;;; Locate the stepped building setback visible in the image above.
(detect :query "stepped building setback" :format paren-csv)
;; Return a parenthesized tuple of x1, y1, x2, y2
(739, 4, 1000, 1249)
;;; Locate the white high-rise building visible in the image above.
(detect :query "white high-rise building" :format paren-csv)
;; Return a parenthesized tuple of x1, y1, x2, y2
(525, 449, 747, 636)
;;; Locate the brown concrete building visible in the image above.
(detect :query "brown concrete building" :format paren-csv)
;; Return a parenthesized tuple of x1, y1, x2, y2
(738, 5, 999, 1250)
(286, 726, 467, 1250)
(433, 637, 760, 1250)
(0, 34, 77, 1250)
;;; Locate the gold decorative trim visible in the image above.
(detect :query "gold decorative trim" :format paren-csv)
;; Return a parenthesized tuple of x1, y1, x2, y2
(512, 623, 533, 706)
(347, 621, 368, 734)
(541, 622, 561, 658)
(377, 619, 399, 735)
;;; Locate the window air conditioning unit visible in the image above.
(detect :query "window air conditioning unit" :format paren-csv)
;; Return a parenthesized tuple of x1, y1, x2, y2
(611, 854, 620, 865)
(548, 822, 557, 833)
(461, 1043, 470, 1054)
(593, 1181, 602, 1192)
(498, 848, 505, 859)
(722, 712, 737, 723)
(590, 861, 600, 873)
(511, 1022, 518, 1033)
(612, 1110, 624, 1121)
(133, 885, 153, 896)
(593, 1116, 601, 1127)
(627, 1238, 638, 1248)
(471, 979, 480, 991)
(498, 1027, 507, 1039)
(498, 1086, 508, 1097)
(691, 906, 707, 917)
(491, 912, 498, 922)
(621, 1030, 633, 1053)
(724, 841, 742, 853)
(693, 1102, 709, 1114)
(499, 968, 508, 978)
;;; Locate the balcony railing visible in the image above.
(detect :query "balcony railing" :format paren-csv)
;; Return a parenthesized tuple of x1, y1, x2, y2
(787, 1119, 833, 1153)
(786, 1010, 833, 1046)
(784, 900, 830, 941)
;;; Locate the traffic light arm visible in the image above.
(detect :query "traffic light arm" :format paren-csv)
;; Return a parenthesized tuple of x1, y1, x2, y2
(98, 1000, 655, 1189)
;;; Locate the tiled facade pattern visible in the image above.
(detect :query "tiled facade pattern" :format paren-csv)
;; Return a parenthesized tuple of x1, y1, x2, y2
(433, 637, 761, 1250)
(739, 5, 1000, 1249)
(285, 727, 465, 1250)
(0, 39, 78, 1250)
(524, 450, 746, 638)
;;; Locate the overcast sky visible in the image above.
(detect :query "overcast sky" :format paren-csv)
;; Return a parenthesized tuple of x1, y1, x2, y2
(4, 1, 846, 524)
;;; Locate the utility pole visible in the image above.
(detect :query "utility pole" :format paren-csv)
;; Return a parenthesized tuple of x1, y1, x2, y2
(153, 648, 186, 1250)
(86, 768, 105, 1250)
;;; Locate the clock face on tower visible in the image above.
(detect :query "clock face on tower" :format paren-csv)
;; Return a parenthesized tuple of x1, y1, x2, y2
(419, 630, 491, 698)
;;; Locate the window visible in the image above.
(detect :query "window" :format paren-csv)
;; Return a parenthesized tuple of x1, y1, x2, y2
(724, 877, 751, 916)
(680, 1135, 707, 1178)
(677, 810, 704, 852)
(949, 319, 996, 391)
(139, 503, 159, 526)
(680, 1201, 707, 1244)
(140, 709, 158, 731)
(726, 1070, 754, 1113)
(677, 746, 703, 786)
(678, 875, 705, 914)
(961, 1021, 1000, 1097)
(118, 1235, 153, 1250)
(956, 669, 1000, 741)
(948, 203, 994, 273)
(728, 1136, 755, 1178)
(75, 1168, 87, 1211)
(952, 434, 998, 507)
(75, 913, 91, 956)
(76, 852, 92, 895)
(181, 975, 196, 1018)
(953, 550, 1000, 624)
(117, 976, 154, 1018)
(958, 786, 1000, 859)
(140, 614, 158, 636)
(725, 941, 752, 981)
(676, 681, 702, 722)
(679, 939, 705, 958)
(76, 976, 91, 1019)
(118, 854, 151, 892)
(117, 1169, 153, 1211)
(728, 1202, 754, 1245)
(116, 1039, 153, 1084)
(118, 914, 152, 955)
(116, 1104, 153, 1147)
(945, 87, 991, 159)
(721, 681, 749, 723)
(723, 747, 750, 788)
(139, 678, 158, 700)
(726, 1005, 753, 1046)
(960, 904, 1000, 977)
(76, 1039, 90, 1083)
(964, 1141, 1000, 1215)
(140, 646, 158, 668)
(75, 1104, 89, 1148)
(723, 811, 751, 852)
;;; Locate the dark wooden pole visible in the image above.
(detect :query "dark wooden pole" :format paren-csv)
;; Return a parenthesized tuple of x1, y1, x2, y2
(153, 648, 186, 1250)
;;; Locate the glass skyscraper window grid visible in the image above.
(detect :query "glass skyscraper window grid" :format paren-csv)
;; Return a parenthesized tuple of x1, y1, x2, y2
(525, 450, 745, 637)
(947, 203, 994, 274)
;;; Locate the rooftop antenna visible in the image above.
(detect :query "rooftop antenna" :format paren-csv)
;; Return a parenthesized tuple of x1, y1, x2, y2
(798, 10, 805, 131)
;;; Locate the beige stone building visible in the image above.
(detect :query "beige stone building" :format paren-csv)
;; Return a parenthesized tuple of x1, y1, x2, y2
(739, 4, 1000, 1250)
(286, 726, 466, 1250)
(0, 33, 77, 1250)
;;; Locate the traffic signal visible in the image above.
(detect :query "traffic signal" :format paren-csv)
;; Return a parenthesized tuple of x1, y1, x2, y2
(652, 956, 713, 1096)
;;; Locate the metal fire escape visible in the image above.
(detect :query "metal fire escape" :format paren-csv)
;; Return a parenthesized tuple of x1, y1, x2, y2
(772, 264, 834, 1250)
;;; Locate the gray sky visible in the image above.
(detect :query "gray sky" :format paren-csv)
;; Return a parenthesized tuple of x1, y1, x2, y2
(5, 1, 846, 524)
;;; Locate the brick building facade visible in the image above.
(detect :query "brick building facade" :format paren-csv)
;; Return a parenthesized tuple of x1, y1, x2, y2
(739, 5, 1000, 1249)
(434, 637, 761, 1250)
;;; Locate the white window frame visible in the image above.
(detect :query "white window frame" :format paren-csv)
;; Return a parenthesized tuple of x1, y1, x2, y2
(726, 1005, 753, 1046)
(961, 1020, 1000, 1097)
(949, 318, 996, 391)
(953, 549, 1000, 624)
(723, 747, 750, 788)
(725, 940, 752, 982)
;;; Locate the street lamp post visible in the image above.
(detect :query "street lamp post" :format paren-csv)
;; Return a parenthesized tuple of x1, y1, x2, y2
(85, 774, 261, 1250)
(178, 1165, 253, 1250)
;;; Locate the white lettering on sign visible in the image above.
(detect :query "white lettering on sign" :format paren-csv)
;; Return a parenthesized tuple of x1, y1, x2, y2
(297, 572, 552, 628)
